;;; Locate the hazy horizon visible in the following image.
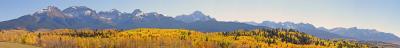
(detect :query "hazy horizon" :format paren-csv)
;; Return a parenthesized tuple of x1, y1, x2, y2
(1, 0, 399, 37)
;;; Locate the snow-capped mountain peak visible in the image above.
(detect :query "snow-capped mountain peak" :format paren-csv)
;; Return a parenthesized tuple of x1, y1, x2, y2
(62, 6, 96, 17)
(132, 9, 144, 16)
(174, 11, 216, 23)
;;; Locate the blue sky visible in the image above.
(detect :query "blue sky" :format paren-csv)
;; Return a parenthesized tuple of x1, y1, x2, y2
(0, 0, 399, 36)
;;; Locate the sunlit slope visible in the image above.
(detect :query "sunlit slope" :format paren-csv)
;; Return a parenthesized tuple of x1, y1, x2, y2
(118, 28, 368, 48)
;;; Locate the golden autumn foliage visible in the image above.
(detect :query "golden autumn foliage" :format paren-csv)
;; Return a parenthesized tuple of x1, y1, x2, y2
(0, 28, 369, 48)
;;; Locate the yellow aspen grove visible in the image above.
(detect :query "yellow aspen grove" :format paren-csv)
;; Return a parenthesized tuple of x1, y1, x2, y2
(0, 28, 369, 48)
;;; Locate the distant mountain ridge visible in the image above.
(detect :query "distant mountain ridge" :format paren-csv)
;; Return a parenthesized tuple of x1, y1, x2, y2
(244, 21, 400, 44)
(0, 6, 264, 32)
(327, 27, 400, 44)
(244, 21, 350, 39)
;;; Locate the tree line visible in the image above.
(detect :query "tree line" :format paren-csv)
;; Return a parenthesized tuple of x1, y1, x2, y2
(0, 28, 369, 48)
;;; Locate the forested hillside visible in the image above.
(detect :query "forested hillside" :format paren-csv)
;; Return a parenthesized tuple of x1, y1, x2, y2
(245, 21, 400, 45)
(0, 28, 369, 48)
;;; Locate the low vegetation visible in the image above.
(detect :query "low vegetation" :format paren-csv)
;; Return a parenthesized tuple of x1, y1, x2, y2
(0, 28, 369, 48)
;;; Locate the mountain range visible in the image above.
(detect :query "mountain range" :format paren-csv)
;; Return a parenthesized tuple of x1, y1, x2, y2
(0, 6, 264, 32)
(244, 21, 400, 44)
(244, 21, 350, 39)
(328, 27, 400, 44)
(0, 6, 399, 44)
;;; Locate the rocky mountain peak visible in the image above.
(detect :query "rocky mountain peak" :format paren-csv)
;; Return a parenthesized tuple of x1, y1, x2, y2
(63, 6, 96, 16)
(175, 11, 216, 23)
(47, 6, 59, 11)
(33, 6, 69, 18)
(132, 9, 143, 16)
(191, 11, 206, 16)
(110, 9, 121, 13)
